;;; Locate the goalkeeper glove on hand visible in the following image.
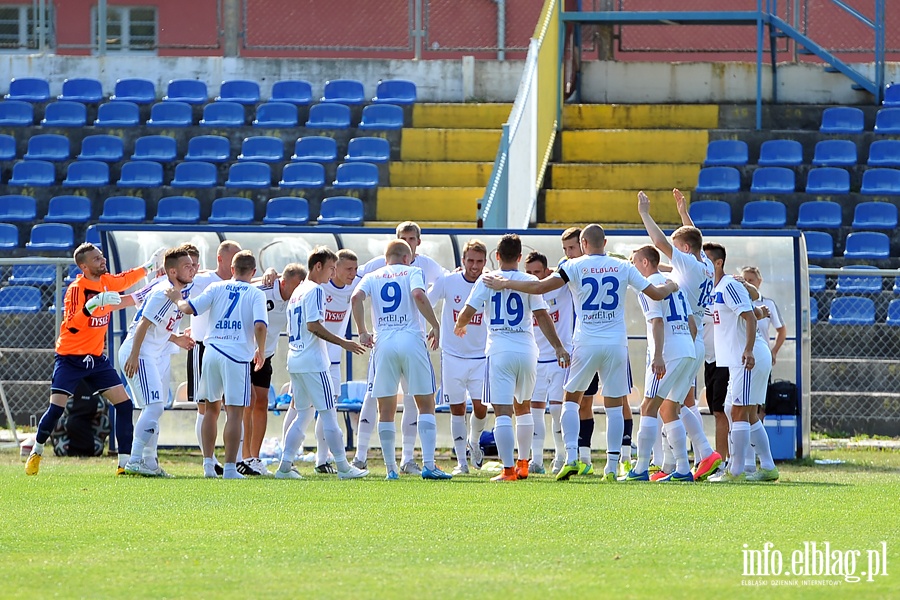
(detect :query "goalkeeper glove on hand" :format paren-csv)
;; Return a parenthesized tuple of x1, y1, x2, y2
(85, 291, 122, 314)
(143, 246, 166, 272)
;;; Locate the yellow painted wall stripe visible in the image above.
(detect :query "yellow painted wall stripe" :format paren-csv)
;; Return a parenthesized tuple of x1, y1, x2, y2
(563, 104, 719, 129)
(400, 129, 501, 161)
(550, 163, 701, 190)
(377, 187, 483, 222)
(544, 189, 691, 225)
(561, 130, 708, 163)
(412, 104, 511, 129)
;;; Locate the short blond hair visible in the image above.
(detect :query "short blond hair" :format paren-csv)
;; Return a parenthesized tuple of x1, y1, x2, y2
(462, 238, 487, 257)
(396, 221, 421, 238)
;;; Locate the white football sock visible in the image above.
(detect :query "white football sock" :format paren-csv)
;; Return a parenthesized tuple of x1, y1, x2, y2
(548, 403, 564, 461)
(636, 415, 658, 474)
(354, 391, 377, 463)
(680, 405, 713, 460)
(468, 414, 487, 452)
(561, 401, 580, 464)
(279, 408, 310, 472)
(143, 429, 159, 461)
(730, 421, 751, 476)
(450, 414, 467, 467)
(749, 420, 776, 470)
(418, 413, 437, 470)
(664, 419, 690, 474)
(604, 406, 624, 475)
(400, 395, 418, 464)
(515, 413, 534, 461)
(319, 408, 349, 471)
(282, 404, 297, 440)
(315, 413, 329, 465)
(494, 415, 515, 468)
(530, 407, 546, 464)
(130, 402, 163, 465)
(203, 457, 217, 477)
(661, 427, 676, 474)
(652, 423, 664, 466)
(378, 422, 397, 470)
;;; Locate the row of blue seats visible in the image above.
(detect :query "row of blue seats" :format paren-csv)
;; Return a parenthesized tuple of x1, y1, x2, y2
(0, 101, 404, 130)
(705, 139, 900, 168)
(818, 106, 900, 134)
(696, 166, 900, 195)
(809, 296, 900, 326)
(1, 160, 380, 189)
(691, 200, 898, 229)
(0, 195, 356, 228)
(3, 78, 417, 106)
(2, 134, 390, 164)
(809, 266, 900, 294)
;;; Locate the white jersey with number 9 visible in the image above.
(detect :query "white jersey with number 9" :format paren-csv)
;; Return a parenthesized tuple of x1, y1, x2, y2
(357, 264, 427, 342)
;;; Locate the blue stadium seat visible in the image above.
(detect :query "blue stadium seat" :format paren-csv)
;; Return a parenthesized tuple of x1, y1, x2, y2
(820, 107, 864, 134)
(867, 140, 900, 167)
(64, 264, 81, 285)
(884, 83, 900, 107)
(45, 195, 91, 223)
(828, 297, 875, 325)
(271, 80, 313, 105)
(185, 135, 230, 163)
(852, 202, 898, 230)
(9, 265, 55, 285)
(809, 297, 819, 324)
(860, 168, 900, 196)
(5, 77, 50, 102)
(63, 160, 109, 187)
(200, 101, 245, 127)
(345, 137, 391, 163)
(208, 197, 255, 224)
(216, 80, 260, 105)
(58, 78, 103, 103)
(804, 231, 834, 259)
(844, 231, 890, 259)
(238, 136, 284, 162)
(0, 134, 14, 160)
(171, 162, 218, 188)
(758, 139, 803, 167)
(279, 162, 326, 188)
(811, 140, 857, 167)
(0, 223, 17, 249)
(0, 100, 33, 126)
(0, 195, 36, 221)
(694, 166, 740, 194)
(78, 135, 124, 162)
(703, 140, 748, 167)
(333, 162, 379, 189)
(41, 101, 86, 127)
(796, 201, 842, 229)
(836, 265, 882, 294)
(131, 135, 177, 162)
(111, 79, 156, 104)
(358, 103, 404, 130)
(322, 79, 365, 105)
(808, 266, 826, 293)
(305, 103, 351, 129)
(688, 200, 731, 228)
(252, 102, 298, 127)
(291, 136, 338, 163)
(263, 197, 310, 225)
(0, 286, 42, 313)
(741, 200, 786, 228)
(373, 79, 417, 105)
(154, 196, 201, 224)
(750, 167, 795, 194)
(805, 167, 850, 195)
(8, 160, 55, 186)
(887, 300, 900, 326)
(147, 101, 193, 127)
(318, 196, 364, 225)
(25, 223, 74, 250)
(94, 101, 139, 127)
(24, 134, 70, 162)
(99, 196, 146, 223)
(874, 108, 900, 135)
(224, 161, 271, 189)
(164, 79, 208, 104)
(85, 224, 102, 247)
(117, 161, 164, 188)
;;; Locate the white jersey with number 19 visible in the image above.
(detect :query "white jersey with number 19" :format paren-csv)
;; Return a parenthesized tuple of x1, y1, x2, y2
(464, 270, 547, 357)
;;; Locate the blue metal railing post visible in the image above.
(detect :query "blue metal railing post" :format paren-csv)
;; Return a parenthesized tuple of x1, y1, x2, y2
(875, 0, 885, 104)
(756, 0, 764, 130)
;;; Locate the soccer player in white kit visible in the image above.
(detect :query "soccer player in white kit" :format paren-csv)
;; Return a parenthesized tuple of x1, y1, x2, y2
(352, 222, 447, 474)
(243, 263, 306, 475)
(428, 239, 489, 475)
(524, 250, 574, 474)
(351, 239, 451, 480)
(166, 250, 268, 479)
(704, 243, 779, 482)
(638, 190, 723, 480)
(274, 247, 368, 480)
(740, 266, 787, 369)
(484, 225, 679, 482)
(458, 234, 570, 482)
(120, 247, 195, 476)
(626, 245, 698, 482)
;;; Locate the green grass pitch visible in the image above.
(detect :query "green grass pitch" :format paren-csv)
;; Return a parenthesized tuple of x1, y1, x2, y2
(2, 448, 898, 599)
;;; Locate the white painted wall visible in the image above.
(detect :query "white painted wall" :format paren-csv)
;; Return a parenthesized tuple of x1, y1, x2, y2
(0, 54, 894, 104)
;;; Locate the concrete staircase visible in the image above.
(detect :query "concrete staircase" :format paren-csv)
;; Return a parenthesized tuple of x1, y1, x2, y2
(374, 103, 509, 225)
(541, 104, 720, 227)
